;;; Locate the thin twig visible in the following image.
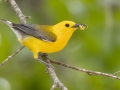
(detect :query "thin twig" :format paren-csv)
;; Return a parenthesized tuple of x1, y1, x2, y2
(113, 70, 120, 75)
(49, 59, 120, 80)
(0, 46, 24, 67)
(7, 0, 26, 24)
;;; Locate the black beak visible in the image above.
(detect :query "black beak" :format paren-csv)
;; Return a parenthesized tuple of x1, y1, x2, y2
(71, 24, 79, 28)
(72, 23, 88, 28)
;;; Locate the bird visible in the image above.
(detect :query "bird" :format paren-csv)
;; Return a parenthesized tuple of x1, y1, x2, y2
(1, 19, 87, 59)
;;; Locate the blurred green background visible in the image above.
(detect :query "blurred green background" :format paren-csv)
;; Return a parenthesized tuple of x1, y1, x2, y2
(0, 0, 120, 90)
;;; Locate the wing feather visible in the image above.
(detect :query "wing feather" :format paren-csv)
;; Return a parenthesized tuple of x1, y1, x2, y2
(12, 23, 56, 42)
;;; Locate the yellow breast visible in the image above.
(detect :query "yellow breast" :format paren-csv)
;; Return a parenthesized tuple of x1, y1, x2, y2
(19, 34, 71, 58)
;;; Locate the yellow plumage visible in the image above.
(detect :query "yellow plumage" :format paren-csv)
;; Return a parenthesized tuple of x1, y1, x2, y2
(20, 21, 77, 58)
(1, 19, 87, 59)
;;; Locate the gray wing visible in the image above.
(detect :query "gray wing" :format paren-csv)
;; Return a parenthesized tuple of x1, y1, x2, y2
(12, 23, 56, 42)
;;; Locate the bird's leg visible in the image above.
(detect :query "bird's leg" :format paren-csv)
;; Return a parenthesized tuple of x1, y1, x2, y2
(37, 53, 55, 71)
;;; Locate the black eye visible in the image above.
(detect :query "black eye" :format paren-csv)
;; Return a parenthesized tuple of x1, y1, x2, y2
(65, 23, 70, 27)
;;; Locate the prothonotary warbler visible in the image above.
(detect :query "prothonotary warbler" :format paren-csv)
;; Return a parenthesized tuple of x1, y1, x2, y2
(1, 19, 87, 59)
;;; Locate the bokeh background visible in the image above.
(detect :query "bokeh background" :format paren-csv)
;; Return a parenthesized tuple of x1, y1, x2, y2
(0, 0, 120, 90)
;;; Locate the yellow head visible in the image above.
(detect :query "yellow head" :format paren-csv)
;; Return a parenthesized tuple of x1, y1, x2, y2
(53, 21, 77, 34)
(52, 21, 87, 37)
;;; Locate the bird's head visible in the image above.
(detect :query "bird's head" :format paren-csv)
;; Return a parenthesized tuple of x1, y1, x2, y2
(53, 21, 87, 34)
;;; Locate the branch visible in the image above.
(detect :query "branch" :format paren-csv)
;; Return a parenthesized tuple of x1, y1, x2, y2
(37, 54, 68, 90)
(7, 0, 26, 24)
(49, 59, 120, 80)
(0, 46, 24, 67)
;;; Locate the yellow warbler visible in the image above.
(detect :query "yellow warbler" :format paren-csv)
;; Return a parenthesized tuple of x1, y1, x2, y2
(1, 19, 87, 59)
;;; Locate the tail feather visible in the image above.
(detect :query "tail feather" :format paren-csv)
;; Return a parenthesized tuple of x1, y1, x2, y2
(0, 19, 12, 26)
(0, 19, 25, 39)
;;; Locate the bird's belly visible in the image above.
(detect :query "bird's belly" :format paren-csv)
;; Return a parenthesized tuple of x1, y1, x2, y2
(19, 36, 66, 58)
